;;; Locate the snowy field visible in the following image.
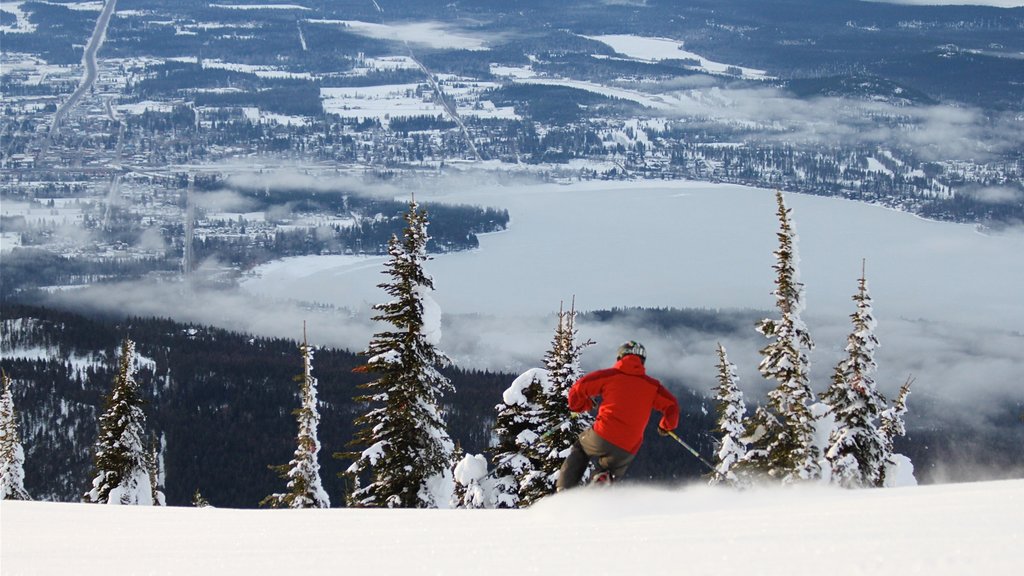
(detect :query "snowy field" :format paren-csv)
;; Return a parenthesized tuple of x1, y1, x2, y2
(320, 84, 443, 124)
(2, 479, 1022, 575)
(585, 34, 771, 79)
(320, 81, 516, 124)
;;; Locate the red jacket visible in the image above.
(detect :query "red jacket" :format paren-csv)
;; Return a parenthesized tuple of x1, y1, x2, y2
(568, 355, 680, 454)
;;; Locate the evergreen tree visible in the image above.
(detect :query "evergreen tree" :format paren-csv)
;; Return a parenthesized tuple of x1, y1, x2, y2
(84, 338, 157, 505)
(263, 330, 330, 508)
(710, 343, 748, 487)
(342, 199, 456, 508)
(490, 368, 548, 509)
(879, 378, 913, 487)
(821, 266, 888, 488)
(192, 489, 211, 508)
(519, 302, 593, 506)
(739, 191, 819, 483)
(0, 370, 31, 501)
(452, 453, 490, 509)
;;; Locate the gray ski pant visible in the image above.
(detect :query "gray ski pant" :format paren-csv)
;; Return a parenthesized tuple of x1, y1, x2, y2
(556, 428, 635, 491)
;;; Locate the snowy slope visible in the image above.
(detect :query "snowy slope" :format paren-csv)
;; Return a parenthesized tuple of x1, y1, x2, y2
(2, 479, 1021, 575)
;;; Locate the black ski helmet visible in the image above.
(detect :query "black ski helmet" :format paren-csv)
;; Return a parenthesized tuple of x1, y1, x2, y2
(616, 341, 646, 363)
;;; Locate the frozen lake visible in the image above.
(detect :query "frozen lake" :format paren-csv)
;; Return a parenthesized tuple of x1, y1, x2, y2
(242, 180, 1024, 331)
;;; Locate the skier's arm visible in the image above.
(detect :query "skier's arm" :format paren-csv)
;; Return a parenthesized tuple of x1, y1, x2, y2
(567, 379, 594, 412)
(568, 371, 606, 412)
(654, 384, 680, 432)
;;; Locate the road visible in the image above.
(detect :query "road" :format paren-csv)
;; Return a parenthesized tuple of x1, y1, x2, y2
(39, 0, 119, 161)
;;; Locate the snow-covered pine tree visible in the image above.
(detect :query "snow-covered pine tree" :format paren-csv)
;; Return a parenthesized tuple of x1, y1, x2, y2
(452, 453, 490, 509)
(490, 368, 548, 509)
(821, 265, 888, 488)
(710, 343, 748, 487)
(739, 191, 820, 483)
(263, 329, 330, 508)
(878, 377, 913, 487)
(1, 370, 31, 500)
(84, 338, 157, 505)
(519, 302, 593, 506)
(343, 199, 456, 508)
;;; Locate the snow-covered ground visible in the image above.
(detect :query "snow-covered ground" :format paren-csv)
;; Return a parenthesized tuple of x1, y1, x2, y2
(585, 34, 771, 80)
(2, 479, 1022, 575)
(320, 84, 441, 124)
(0, 1, 37, 34)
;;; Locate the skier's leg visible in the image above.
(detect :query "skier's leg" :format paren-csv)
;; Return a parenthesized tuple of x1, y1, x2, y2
(589, 435, 635, 481)
(602, 449, 635, 481)
(556, 432, 593, 491)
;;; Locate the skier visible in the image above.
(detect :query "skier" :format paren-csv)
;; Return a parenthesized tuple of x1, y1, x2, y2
(556, 341, 679, 490)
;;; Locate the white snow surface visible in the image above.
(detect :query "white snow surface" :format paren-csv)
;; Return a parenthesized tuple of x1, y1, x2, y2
(3, 479, 1022, 575)
(502, 368, 549, 406)
(585, 34, 770, 79)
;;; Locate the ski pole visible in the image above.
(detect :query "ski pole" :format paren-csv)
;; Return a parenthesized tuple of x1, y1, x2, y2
(664, 430, 720, 476)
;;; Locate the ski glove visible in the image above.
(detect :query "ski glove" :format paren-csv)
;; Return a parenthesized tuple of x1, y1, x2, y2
(657, 426, 671, 436)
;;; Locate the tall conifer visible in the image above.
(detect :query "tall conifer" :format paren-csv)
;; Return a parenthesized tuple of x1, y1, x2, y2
(739, 191, 819, 483)
(822, 265, 888, 488)
(85, 338, 157, 505)
(519, 301, 593, 506)
(263, 327, 330, 508)
(343, 199, 455, 508)
(0, 370, 31, 501)
(710, 344, 748, 486)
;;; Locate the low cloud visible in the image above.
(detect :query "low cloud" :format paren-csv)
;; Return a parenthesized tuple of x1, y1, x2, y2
(649, 84, 1024, 162)
(46, 279, 378, 354)
(137, 227, 167, 252)
(962, 185, 1024, 204)
(222, 171, 404, 198)
(192, 189, 262, 213)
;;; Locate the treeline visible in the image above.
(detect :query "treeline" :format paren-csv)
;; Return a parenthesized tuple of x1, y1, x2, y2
(130, 63, 324, 117)
(482, 84, 641, 125)
(1, 2, 94, 64)
(0, 304, 504, 506)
